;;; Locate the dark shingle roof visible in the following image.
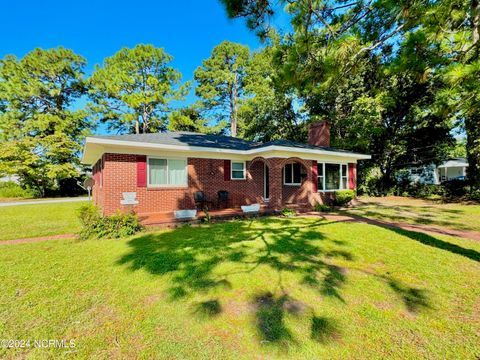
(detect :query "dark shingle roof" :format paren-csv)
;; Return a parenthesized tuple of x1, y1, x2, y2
(91, 131, 364, 155)
(92, 132, 258, 151)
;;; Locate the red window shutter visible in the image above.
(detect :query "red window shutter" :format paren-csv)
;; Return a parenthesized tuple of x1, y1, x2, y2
(311, 160, 318, 193)
(348, 163, 356, 189)
(137, 155, 147, 187)
(224, 160, 231, 181)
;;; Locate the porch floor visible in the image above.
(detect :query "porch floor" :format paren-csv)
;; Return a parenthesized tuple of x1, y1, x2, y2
(139, 205, 278, 227)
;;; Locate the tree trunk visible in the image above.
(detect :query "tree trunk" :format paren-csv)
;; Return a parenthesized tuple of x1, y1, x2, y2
(465, 114, 480, 188)
(473, 0, 480, 50)
(135, 120, 140, 134)
(230, 74, 238, 137)
(467, 0, 480, 188)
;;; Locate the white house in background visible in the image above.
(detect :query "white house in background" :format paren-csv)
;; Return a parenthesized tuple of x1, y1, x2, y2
(0, 174, 20, 184)
(407, 158, 468, 185)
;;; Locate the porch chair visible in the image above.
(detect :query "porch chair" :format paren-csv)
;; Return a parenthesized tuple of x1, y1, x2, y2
(194, 191, 214, 210)
(217, 190, 229, 209)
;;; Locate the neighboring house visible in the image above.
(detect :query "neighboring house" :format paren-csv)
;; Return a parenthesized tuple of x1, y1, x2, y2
(0, 174, 20, 184)
(405, 158, 468, 185)
(81, 121, 371, 215)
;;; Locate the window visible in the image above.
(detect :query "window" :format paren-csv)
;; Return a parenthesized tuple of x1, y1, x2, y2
(342, 164, 348, 190)
(317, 163, 324, 191)
(148, 157, 187, 187)
(284, 163, 302, 185)
(231, 161, 246, 180)
(316, 163, 349, 191)
(325, 163, 340, 190)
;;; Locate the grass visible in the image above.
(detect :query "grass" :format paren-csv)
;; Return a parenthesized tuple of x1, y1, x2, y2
(1, 216, 479, 359)
(0, 202, 84, 240)
(343, 196, 480, 232)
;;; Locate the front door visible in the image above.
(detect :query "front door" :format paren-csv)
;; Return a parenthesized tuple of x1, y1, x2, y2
(264, 163, 269, 201)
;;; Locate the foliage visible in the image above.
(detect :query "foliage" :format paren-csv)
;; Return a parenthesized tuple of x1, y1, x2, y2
(0, 181, 36, 199)
(0, 47, 91, 196)
(314, 203, 333, 212)
(78, 203, 143, 240)
(334, 190, 356, 207)
(240, 42, 306, 142)
(280, 207, 296, 217)
(449, 138, 467, 159)
(194, 41, 250, 137)
(89, 44, 188, 134)
(167, 105, 224, 134)
(442, 179, 469, 199)
(219, 0, 479, 191)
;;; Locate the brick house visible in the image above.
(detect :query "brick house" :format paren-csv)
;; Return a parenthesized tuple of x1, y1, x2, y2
(81, 121, 370, 216)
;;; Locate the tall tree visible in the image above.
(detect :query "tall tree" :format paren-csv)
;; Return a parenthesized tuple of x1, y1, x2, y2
(167, 105, 224, 134)
(89, 44, 188, 134)
(0, 47, 90, 196)
(239, 43, 305, 142)
(194, 41, 250, 137)
(221, 0, 480, 188)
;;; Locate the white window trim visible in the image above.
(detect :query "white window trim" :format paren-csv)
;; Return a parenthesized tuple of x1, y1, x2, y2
(147, 156, 188, 188)
(317, 162, 349, 192)
(231, 161, 246, 180)
(283, 163, 302, 186)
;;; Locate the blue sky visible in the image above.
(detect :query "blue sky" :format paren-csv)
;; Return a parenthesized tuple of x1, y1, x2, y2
(0, 0, 289, 133)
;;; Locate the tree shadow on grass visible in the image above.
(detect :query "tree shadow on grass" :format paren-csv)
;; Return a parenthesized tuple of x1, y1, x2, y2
(387, 278, 430, 313)
(193, 299, 222, 318)
(116, 217, 433, 348)
(388, 227, 480, 263)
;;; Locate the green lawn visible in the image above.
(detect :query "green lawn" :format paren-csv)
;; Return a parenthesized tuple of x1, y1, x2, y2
(0, 202, 85, 240)
(343, 196, 480, 232)
(1, 217, 479, 359)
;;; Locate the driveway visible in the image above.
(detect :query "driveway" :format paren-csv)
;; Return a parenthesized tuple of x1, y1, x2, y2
(0, 197, 89, 207)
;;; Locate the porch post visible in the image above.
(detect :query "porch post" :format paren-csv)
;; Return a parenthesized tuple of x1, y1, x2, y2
(268, 158, 283, 209)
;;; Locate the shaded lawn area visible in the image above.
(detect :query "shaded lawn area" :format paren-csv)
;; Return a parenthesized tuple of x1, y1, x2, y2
(343, 196, 480, 232)
(0, 202, 83, 240)
(1, 217, 479, 359)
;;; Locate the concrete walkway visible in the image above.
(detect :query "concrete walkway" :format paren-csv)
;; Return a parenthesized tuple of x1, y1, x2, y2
(0, 197, 89, 207)
(0, 234, 75, 245)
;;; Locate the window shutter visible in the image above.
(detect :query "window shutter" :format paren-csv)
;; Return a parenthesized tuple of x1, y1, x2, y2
(348, 163, 356, 189)
(224, 160, 231, 181)
(311, 160, 318, 193)
(137, 155, 147, 187)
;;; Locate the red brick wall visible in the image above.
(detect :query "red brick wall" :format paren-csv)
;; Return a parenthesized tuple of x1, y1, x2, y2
(92, 153, 353, 215)
(308, 121, 330, 147)
(95, 153, 267, 215)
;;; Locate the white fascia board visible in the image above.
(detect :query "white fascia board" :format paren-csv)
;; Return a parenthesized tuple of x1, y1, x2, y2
(82, 137, 371, 165)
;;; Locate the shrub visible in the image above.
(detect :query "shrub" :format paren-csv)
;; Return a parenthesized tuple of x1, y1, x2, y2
(0, 182, 36, 199)
(334, 190, 356, 207)
(281, 207, 297, 217)
(78, 203, 143, 240)
(314, 203, 333, 212)
(469, 189, 480, 202)
(443, 179, 468, 199)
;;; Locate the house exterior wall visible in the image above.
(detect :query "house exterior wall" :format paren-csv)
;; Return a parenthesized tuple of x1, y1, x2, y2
(92, 153, 356, 215)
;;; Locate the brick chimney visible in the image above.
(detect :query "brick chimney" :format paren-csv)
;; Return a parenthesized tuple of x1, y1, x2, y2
(308, 121, 330, 147)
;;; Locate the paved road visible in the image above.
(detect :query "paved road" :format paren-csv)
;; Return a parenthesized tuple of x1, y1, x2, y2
(0, 197, 90, 207)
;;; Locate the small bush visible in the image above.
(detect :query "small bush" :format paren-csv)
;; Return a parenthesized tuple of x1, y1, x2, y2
(334, 190, 356, 207)
(469, 189, 480, 202)
(78, 203, 143, 240)
(281, 207, 297, 217)
(314, 203, 333, 212)
(0, 182, 36, 199)
(443, 179, 468, 199)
